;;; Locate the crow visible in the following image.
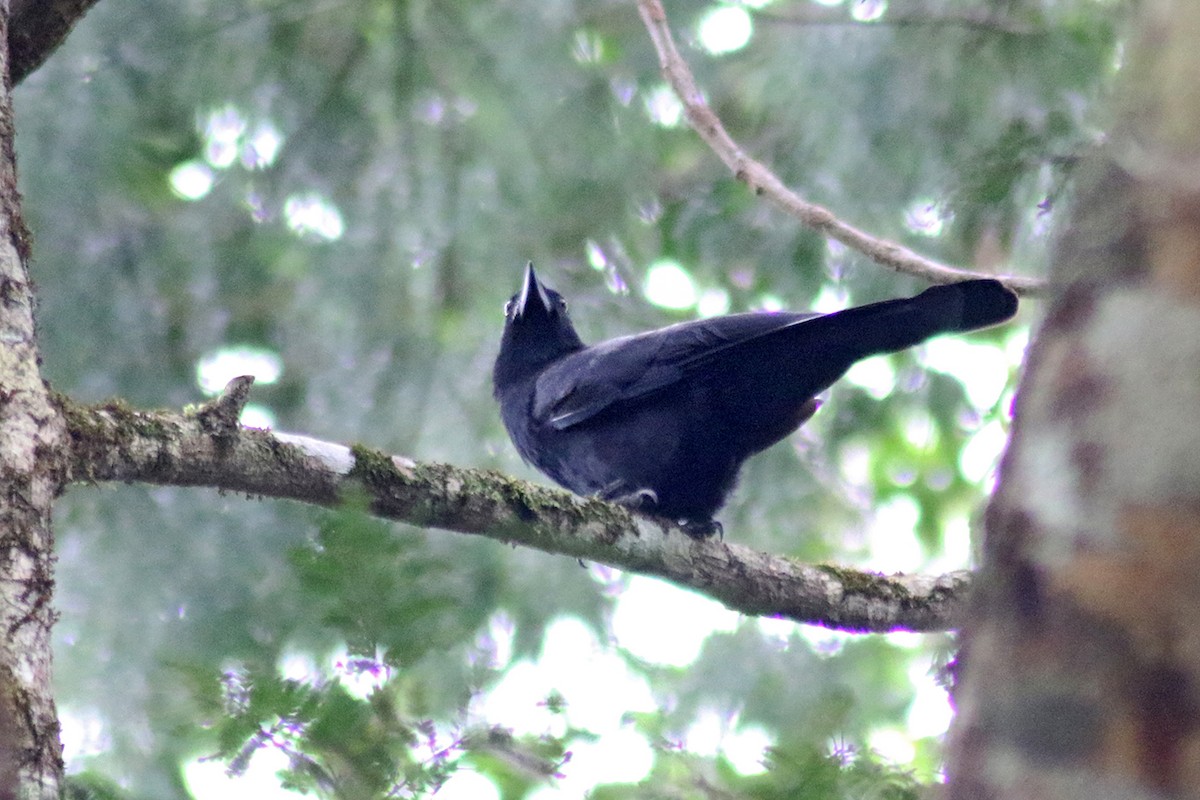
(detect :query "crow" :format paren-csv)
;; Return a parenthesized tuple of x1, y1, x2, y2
(493, 263, 1018, 537)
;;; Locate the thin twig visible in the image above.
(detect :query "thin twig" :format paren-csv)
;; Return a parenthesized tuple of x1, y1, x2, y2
(635, 0, 1046, 296)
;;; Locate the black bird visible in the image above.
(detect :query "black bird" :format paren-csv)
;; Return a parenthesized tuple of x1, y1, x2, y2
(493, 264, 1018, 536)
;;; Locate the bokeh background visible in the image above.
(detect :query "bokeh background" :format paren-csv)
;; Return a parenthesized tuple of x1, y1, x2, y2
(16, 0, 1121, 797)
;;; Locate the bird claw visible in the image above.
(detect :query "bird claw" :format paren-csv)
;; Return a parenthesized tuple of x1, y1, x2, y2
(597, 484, 723, 540)
(679, 518, 723, 541)
(600, 484, 658, 508)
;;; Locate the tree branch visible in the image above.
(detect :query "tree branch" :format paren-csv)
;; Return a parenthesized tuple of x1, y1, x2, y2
(60, 379, 971, 634)
(9, 0, 102, 85)
(635, 0, 1045, 296)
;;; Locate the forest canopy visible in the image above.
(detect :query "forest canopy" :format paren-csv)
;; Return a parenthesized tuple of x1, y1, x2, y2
(9, 0, 1125, 797)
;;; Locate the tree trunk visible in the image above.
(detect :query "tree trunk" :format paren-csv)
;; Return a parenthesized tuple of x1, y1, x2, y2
(947, 2, 1200, 797)
(0, 6, 67, 798)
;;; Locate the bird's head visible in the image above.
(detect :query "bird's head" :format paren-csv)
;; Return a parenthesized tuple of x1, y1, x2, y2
(494, 263, 585, 391)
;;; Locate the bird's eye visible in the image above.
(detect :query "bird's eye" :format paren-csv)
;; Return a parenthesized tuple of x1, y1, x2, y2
(558, 298, 568, 311)
(504, 300, 513, 316)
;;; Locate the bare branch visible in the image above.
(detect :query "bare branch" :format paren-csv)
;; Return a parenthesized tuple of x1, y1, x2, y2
(60, 391, 970, 634)
(635, 0, 1046, 296)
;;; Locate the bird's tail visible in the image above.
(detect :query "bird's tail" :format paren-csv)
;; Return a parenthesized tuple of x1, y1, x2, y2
(823, 279, 1018, 358)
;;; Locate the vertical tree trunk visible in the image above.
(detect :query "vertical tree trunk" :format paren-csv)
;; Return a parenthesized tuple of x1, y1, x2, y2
(0, 6, 67, 798)
(947, 2, 1200, 797)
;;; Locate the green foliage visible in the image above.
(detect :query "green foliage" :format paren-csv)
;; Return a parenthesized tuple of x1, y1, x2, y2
(740, 742, 923, 800)
(196, 667, 439, 797)
(290, 504, 494, 666)
(64, 772, 133, 800)
(18, 0, 1125, 796)
(464, 727, 572, 796)
(584, 740, 922, 800)
(186, 657, 580, 798)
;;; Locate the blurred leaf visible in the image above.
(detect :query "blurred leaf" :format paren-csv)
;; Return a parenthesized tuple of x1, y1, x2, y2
(20, 0, 1122, 795)
(290, 503, 492, 666)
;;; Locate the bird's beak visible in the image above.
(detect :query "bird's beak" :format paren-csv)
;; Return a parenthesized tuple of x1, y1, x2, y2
(516, 262, 553, 318)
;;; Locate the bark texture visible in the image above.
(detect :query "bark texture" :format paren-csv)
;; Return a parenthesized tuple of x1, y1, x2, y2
(947, 2, 1200, 796)
(62, 384, 971, 634)
(0, 6, 67, 797)
(9, 0, 102, 85)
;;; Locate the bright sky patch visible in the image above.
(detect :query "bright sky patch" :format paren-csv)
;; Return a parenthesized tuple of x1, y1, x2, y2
(698, 5, 753, 55)
(644, 259, 698, 310)
(169, 160, 214, 200)
(196, 345, 283, 395)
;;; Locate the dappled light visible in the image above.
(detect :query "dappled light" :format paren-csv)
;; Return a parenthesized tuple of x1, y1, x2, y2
(611, 575, 740, 667)
(697, 286, 731, 316)
(6, 0, 1125, 795)
(698, 5, 754, 55)
(643, 83, 683, 127)
(904, 200, 949, 238)
(196, 345, 283, 395)
(844, 354, 898, 400)
(642, 258, 698, 309)
(169, 160, 214, 200)
(282, 193, 345, 241)
(852, 0, 889, 23)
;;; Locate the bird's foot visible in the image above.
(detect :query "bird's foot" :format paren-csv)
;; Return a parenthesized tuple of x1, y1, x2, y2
(600, 483, 659, 509)
(678, 518, 723, 541)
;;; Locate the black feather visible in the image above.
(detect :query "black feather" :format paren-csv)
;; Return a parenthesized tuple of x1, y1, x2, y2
(493, 264, 1018, 536)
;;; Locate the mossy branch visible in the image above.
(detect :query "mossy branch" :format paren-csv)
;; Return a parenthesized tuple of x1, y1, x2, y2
(60, 378, 972, 633)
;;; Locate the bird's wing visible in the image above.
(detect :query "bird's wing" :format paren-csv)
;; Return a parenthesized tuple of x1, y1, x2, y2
(533, 312, 818, 430)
